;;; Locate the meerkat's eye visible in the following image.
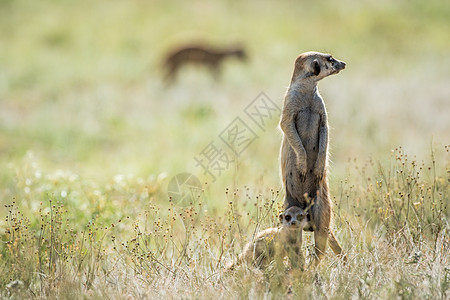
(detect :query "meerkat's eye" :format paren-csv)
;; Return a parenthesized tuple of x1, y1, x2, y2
(328, 56, 333, 62)
(284, 215, 291, 222)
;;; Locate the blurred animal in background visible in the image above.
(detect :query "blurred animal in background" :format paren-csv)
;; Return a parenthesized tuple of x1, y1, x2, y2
(162, 44, 247, 84)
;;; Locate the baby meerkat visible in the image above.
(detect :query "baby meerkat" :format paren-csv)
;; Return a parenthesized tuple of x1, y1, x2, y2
(280, 51, 346, 263)
(227, 206, 308, 270)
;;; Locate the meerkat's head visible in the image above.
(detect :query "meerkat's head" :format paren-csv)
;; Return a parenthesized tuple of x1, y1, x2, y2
(291, 51, 346, 83)
(278, 206, 308, 229)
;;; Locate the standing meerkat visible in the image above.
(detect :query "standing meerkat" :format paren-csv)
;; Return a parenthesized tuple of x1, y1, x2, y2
(227, 206, 308, 270)
(280, 51, 346, 263)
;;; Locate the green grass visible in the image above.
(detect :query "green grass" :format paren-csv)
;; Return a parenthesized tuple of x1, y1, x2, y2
(1, 0, 449, 298)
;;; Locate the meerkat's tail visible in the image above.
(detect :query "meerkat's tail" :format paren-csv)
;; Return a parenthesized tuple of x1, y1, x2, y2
(328, 230, 342, 255)
(328, 229, 347, 262)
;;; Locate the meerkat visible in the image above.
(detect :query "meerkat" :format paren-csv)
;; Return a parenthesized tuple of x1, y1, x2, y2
(227, 206, 308, 270)
(163, 44, 247, 83)
(279, 51, 346, 263)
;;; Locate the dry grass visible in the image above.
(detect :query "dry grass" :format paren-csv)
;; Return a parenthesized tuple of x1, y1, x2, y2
(2, 147, 448, 299)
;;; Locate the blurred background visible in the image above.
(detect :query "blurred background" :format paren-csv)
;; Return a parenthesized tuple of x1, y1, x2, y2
(0, 0, 449, 209)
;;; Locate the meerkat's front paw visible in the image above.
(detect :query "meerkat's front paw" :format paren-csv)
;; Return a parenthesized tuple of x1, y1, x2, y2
(313, 166, 325, 183)
(296, 158, 308, 182)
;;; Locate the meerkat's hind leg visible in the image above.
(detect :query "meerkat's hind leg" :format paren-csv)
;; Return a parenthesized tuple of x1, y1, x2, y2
(313, 229, 328, 264)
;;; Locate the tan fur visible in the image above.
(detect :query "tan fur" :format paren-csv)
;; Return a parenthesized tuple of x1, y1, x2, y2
(227, 206, 308, 270)
(279, 51, 346, 263)
(163, 44, 246, 83)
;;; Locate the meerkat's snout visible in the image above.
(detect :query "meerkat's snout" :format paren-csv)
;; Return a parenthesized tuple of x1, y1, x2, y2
(334, 59, 346, 71)
(329, 56, 346, 74)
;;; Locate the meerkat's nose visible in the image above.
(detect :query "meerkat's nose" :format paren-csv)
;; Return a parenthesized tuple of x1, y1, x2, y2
(340, 61, 346, 69)
(291, 220, 297, 226)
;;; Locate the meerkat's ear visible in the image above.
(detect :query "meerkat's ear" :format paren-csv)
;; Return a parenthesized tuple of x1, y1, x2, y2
(313, 59, 321, 76)
(278, 213, 284, 222)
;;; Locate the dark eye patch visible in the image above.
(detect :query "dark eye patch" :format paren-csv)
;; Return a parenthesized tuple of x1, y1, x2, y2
(285, 215, 291, 222)
(327, 56, 333, 62)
